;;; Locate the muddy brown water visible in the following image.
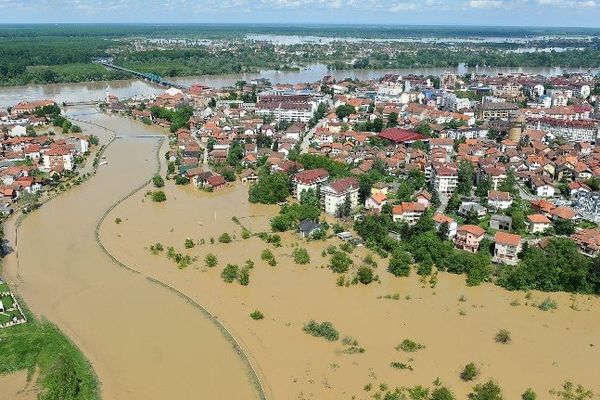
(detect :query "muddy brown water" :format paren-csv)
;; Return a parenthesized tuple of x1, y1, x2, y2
(100, 179, 600, 400)
(2, 109, 259, 400)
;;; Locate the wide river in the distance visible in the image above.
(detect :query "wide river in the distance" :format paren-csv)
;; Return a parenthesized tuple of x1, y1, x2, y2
(1, 63, 598, 108)
(2, 108, 260, 400)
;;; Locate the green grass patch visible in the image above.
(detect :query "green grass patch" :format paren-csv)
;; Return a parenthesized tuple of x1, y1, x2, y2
(0, 304, 99, 400)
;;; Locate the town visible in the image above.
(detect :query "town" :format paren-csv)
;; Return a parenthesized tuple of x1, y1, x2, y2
(96, 70, 600, 274)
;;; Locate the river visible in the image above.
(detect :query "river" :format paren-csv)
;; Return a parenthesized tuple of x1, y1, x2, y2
(2, 108, 260, 400)
(1, 63, 598, 109)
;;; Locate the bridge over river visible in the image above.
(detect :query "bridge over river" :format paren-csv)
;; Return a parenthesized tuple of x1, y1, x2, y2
(96, 61, 190, 91)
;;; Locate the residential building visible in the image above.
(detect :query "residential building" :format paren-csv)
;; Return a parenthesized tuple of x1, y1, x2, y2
(493, 231, 522, 265)
(293, 168, 329, 199)
(433, 212, 457, 238)
(365, 192, 387, 212)
(527, 214, 552, 234)
(392, 202, 426, 225)
(320, 177, 360, 216)
(454, 224, 485, 253)
(432, 164, 458, 194)
(487, 190, 513, 210)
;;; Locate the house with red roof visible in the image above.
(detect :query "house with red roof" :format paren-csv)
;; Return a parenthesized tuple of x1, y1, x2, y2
(392, 202, 426, 225)
(493, 231, 522, 265)
(293, 168, 329, 199)
(454, 224, 485, 253)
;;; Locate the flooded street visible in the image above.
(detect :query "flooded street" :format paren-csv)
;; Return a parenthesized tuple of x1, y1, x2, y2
(2, 109, 259, 400)
(100, 180, 600, 399)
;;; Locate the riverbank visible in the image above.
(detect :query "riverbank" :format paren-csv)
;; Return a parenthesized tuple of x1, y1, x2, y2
(99, 179, 600, 399)
(1, 109, 261, 400)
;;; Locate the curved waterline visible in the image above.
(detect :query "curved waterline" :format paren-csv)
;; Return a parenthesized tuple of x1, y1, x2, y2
(88, 117, 270, 400)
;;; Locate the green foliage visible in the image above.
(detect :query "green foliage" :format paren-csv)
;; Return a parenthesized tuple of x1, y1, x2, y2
(221, 264, 240, 283)
(522, 389, 537, 400)
(329, 251, 352, 273)
(184, 238, 195, 249)
(293, 247, 310, 265)
(248, 172, 290, 204)
(151, 190, 166, 202)
(335, 104, 356, 119)
(396, 339, 425, 352)
(461, 362, 479, 381)
(261, 249, 277, 266)
(495, 329, 511, 344)
(239, 266, 251, 286)
(431, 386, 456, 400)
(390, 361, 413, 371)
(468, 380, 503, 400)
(149, 105, 194, 132)
(497, 238, 593, 294)
(388, 249, 412, 277)
(538, 298, 558, 311)
(295, 154, 351, 179)
(114, 217, 122, 224)
(356, 266, 374, 284)
(149, 242, 164, 255)
(550, 381, 594, 400)
(250, 310, 264, 320)
(204, 253, 218, 268)
(303, 320, 339, 341)
(152, 175, 164, 188)
(218, 233, 232, 243)
(0, 313, 99, 400)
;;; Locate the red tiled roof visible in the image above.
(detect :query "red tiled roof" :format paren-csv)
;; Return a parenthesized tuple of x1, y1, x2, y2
(495, 231, 521, 247)
(379, 128, 426, 144)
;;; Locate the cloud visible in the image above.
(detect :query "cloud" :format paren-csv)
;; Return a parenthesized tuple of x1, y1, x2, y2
(468, 0, 505, 8)
(389, 1, 423, 11)
(537, 0, 596, 6)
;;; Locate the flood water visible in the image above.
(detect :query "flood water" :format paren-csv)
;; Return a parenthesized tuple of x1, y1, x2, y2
(100, 179, 600, 399)
(1, 63, 598, 109)
(2, 108, 259, 400)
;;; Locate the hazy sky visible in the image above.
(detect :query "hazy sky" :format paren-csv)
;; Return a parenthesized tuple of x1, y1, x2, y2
(1, 0, 600, 27)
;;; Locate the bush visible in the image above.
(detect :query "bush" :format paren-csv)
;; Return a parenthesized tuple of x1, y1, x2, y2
(461, 362, 479, 381)
(184, 238, 195, 249)
(205, 253, 218, 268)
(396, 339, 425, 352)
(468, 380, 502, 400)
(149, 243, 164, 254)
(218, 233, 232, 243)
(241, 227, 251, 239)
(333, 223, 344, 234)
(521, 389, 537, 400)
(303, 320, 339, 341)
(388, 250, 411, 277)
(114, 217, 122, 224)
(431, 387, 456, 400)
(356, 266, 374, 284)
(261, 249, 277, 266)
(550, 381, 594, 400)
(152, 175, 164, 188)
(151, 190, 166, 202)
(239, 267, 250, 286)
(250, 310, 264, 320)
(390, 361, 413, 371)
(495, 329, 511, 344)
(538, 298, 558, 311)
(329, 251, 352, 273)
(221, 264, 239, 283)
(293, 247, 310, 265)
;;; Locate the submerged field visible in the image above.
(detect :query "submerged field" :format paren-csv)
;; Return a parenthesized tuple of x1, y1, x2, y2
(100, 180, 600, 399)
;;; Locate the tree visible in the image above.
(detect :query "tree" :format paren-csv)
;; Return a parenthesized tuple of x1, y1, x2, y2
(549, 381, 594, 400)
(475, 175, 492, 197)
(499, 169, 517, 195)
(461, 362, 479, 381)
(554, 219, 575, 235)
(415, 122, 432, 136)
(457, 160, 475, 196)
(248, 172, 290, 204)
(431, 386, 456, 400)
(330, 251, 352, 273)
(469, 380, 503, 400)
(335, 104, 356, 119)
(293, 247, 310, 264)
(356, 266, 374, 284)
(521, 389, 537, 400)
(221, 264, 239, 283)
(152, 175, 164, 188)
(151, 191, 166, 202)
(205, 253, 218, 268)
(387, 112, 398, 127)
(397, 180, 414, 201)
(388, 249, 411, 277)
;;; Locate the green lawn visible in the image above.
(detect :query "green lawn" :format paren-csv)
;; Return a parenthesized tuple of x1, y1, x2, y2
(0, 283, 9, 293)
(1, 295, 15, 310)
(0, 303, 99, 400)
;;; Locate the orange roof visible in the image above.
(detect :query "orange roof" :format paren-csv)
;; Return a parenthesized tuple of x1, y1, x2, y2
(370, 192, 387, 204)
(433, 212, 454, 224)
(495, 231, 521, 247)
(527, 214, 551, 224)
(457, 224, 485, 237)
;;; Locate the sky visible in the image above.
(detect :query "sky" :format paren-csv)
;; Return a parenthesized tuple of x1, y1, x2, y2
(1, 0, 600, 27)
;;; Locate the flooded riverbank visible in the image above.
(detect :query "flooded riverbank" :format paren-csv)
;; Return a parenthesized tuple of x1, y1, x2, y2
(2, 63, 598, 109)
(1, 109, 260, 400)
(100, 180, 600, 399)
